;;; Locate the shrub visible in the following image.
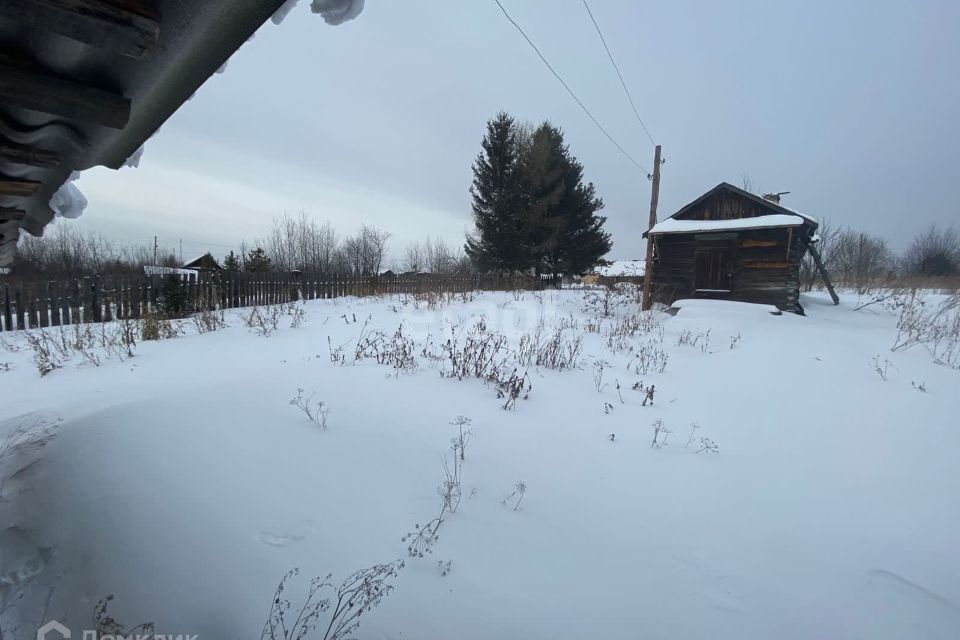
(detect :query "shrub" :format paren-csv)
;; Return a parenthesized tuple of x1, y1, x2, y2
(517, 326, 583, 370)
(501, 481, 527, 511)
(289, 389, 331, 430)
(93, 595, 154, 638)
(261, 561, 404, 640)
(141, 312, 182, 341)
(192, 308, 227, 334)
(650, 420, 671, 449)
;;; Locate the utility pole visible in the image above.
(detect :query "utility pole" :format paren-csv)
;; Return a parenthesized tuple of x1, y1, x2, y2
(641, 144, 662, 311)
(179, 239, 183, 264)
(153, 235, 158, 265)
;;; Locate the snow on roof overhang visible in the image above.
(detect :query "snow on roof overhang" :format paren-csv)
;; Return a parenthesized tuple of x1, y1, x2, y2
(646, 214, 807, 236)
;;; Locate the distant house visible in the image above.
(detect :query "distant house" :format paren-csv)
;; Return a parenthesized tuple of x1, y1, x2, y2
(643, 182, 836, 314)
(143, 265, 197, 277)
(182, 253, 222, 271)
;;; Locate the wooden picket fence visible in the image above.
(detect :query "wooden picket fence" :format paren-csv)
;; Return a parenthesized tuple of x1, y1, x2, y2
(0, 271, 561, 332)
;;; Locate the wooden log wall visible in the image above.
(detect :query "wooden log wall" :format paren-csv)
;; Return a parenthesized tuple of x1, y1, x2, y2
(0, 272, 561, 331)
(650, 226, 810, 313)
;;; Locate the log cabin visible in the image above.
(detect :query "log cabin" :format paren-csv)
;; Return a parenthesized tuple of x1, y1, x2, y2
(643, 182, 838, 314)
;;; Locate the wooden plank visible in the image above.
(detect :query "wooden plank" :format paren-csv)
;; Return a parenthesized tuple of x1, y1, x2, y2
(84, 276, 94, 322)
(38, 284, 49, 327)
(0, 52, 131, 128)
(741, 261, 791, 269)
(48, 282, 60, 326)
(102, 283, 113, 321)
(807, 242, 840, 305)
(0, 206, 26, 222)
(117, 277, 126, 318)
(2, 286, 11, 331)
(740, 239, 779, 248)
(0, 0, 160, 58)
(0, 137, 61, 167)
(27, 286, 39, 328)
(59, 280, 70, 325)
(0, 175, 42, 197)
(69, 279, 81, 324)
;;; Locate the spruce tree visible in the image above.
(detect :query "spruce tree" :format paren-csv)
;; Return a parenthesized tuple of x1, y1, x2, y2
(223, 250, 241, 272)
(246, 247, 272, 272)
(465, 112, 527, 273)
(521, 122, 611, 276)
(553, 154, 611, 275)
(520, 122, 568, 274)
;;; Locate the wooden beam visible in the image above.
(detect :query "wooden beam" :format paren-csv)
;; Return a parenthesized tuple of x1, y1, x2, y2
(0, 52, 131, 129)
(740, 239, 778, 248)
(807, 243, 840, 305)
(642, 144, 662, 311)
(0, 0, 159, 58)
(0, 137, 61, 167)
(0, 206, 26, 221)
(742, 261, 791, 269)
(0, 175, 42, 197)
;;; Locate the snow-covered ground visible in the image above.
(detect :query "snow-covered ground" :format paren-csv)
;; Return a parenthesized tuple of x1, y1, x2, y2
(1, 288, 958, 639)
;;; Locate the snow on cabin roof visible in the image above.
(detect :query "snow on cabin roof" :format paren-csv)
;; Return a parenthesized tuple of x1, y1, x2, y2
(763, 198, 818, 225)
(183, 254, 209, 267)
(647, 214, 806, 235)
(668, 182, 819, 226)
(144, 265, 199, 276)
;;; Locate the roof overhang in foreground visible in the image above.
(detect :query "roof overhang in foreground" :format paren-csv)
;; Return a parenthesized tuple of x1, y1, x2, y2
(0, 0, 287, 268)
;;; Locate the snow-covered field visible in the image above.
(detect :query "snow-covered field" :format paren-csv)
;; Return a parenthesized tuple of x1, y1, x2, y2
(1, 288, 958, 639)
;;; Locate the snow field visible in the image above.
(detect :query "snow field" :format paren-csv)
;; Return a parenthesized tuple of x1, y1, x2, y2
(1, 288, 958, 639)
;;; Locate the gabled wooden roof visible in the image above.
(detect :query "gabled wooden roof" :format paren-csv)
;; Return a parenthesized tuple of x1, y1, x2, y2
(671, 181, 818, 224)
(0, 0, 286, 268)
(643, 181, 819, 239)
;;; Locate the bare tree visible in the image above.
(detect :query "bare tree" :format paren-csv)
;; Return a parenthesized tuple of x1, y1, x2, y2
(402, 236, 471, 274)
(340, 225, 391, 275)
(404, 242, 424, 273)
(902, 225, 960, 277)
(801, 221, 894, 290)
(14, 223, 179, 278)
(261, 212, 342, 272)
(801, 219, 843, 291)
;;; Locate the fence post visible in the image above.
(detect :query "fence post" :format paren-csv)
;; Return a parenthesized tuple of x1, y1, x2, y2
(3, 286, 12, 332)
(37, 282, 50, 327)
(83, 275, 100, 322)
(14, 288, 25, 330)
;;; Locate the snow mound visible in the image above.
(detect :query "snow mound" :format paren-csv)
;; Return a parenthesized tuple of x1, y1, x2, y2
(671, 299, 782, 316)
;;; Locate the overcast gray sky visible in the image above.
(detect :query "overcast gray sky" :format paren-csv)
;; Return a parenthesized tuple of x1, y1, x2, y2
(69, 0, 959, 263)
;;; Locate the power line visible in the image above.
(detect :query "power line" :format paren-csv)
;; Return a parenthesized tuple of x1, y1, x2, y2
(580, 0, 656, 148)
(491, 0, 648, 174)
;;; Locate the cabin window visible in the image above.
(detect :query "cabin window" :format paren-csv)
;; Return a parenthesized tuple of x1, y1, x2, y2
(694, 249, 732, 292)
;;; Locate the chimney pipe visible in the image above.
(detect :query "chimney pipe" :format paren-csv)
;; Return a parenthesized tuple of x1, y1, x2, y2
(762, 191, 790, 205)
